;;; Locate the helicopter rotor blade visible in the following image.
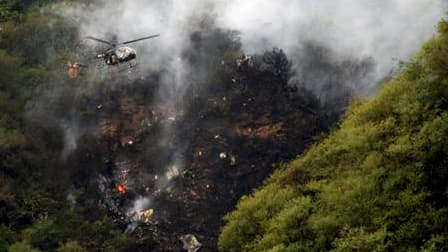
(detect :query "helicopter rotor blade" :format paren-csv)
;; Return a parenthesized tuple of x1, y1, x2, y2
(85, 36, 115, 46)
(118, 34, 160, 45)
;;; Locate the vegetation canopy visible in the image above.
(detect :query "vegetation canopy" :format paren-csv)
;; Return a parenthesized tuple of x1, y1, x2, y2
(219, 21, 448, 252)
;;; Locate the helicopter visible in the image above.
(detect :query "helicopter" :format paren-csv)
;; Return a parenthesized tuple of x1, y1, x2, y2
(85, 34, 160, 68)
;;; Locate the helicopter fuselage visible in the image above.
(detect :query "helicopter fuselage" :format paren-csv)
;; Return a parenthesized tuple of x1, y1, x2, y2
(86, 34, 159, 68)
(99, 46, 137, 66)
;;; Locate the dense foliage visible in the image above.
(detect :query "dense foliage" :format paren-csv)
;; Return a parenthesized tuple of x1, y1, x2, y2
(219, 21, 448, 252)
(0, 2, 133, 251)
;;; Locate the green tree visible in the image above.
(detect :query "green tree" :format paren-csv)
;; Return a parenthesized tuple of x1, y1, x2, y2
(8, 242, 41, 252)
(219, 20, 448, 252)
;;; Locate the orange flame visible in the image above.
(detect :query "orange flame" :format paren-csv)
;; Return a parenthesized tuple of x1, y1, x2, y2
(117, 184, 127, 194)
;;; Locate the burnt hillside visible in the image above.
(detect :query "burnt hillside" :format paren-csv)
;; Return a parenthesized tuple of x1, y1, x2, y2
(57, 48, 329, 250)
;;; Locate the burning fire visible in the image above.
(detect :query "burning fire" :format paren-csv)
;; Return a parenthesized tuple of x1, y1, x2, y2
(117, 183, 127, 194)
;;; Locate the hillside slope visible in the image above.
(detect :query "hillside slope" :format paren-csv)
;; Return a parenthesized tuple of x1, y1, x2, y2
(219, 21, 448, 252)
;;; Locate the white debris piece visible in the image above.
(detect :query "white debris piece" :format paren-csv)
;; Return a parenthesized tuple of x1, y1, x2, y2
(230, 155, 237, 166)
(166, 165, 180, 180)
(180, 234, 202, 252)
(219, 152, 227, 159)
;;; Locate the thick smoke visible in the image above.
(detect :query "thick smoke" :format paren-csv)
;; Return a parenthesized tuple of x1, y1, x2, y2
(216, 0, 446, 93)
(61, 0, 446, 96)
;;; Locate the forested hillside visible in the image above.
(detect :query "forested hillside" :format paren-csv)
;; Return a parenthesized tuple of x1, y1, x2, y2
(0, 2, 134, 251)
(2, 1, 447, 251)
(219, 21, 448, 252)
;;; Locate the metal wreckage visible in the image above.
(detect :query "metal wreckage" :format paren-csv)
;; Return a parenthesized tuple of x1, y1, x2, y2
(63, 54, 328, 251)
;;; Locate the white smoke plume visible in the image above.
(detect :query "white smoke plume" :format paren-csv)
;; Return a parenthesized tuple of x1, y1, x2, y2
(215, 0, 447, 94)
(55, 0, 447, 204)
(58, 0, 446, 95)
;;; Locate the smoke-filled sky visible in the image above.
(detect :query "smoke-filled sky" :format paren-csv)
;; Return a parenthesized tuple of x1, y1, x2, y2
(217, 0, 446, 78)
(60, 0, 447, 94)
(47, 0, 446, 158)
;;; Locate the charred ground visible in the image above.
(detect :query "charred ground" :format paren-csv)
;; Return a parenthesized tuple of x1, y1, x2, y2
(58, 47, 329, 250)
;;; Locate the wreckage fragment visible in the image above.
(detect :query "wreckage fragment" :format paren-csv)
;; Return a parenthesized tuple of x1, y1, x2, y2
(230, 155, 237, 166)
(236, 54, 251, 68)
(140, 208, 154, 223)
(180, 234, 202, 252)
(67, 61, 85, 78)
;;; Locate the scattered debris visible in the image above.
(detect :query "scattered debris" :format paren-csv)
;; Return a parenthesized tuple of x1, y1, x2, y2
(97, 104, 103, 110)
(140, 208, 154, 223)
(180, 234, 202, 252)
(230, 155, 237, 166)
(67, 61, 86, 78)
(236, 54, 251, 68)
(219, 152, 227, 159)
(166, 165, 180, 180)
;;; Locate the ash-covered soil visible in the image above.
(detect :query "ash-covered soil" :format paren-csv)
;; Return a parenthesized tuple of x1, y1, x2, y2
(58, 58, 329, 251)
